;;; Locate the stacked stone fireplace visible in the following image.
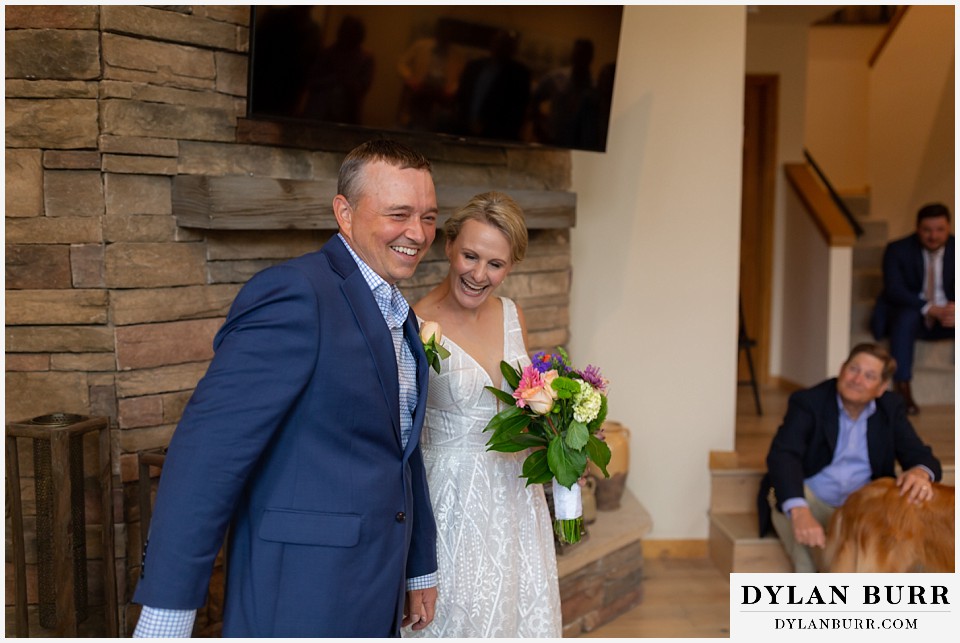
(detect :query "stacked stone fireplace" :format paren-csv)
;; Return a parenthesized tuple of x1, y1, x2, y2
(6, 6, 586, 635)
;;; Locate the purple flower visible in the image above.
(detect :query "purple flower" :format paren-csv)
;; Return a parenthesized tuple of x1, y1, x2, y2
(532, 351, 564, 374)
(578, 364, 608, 394)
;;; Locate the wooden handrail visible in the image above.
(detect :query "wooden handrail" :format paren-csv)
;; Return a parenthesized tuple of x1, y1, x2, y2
(783, 163, 857, 247)
(869, 5, 909, 68)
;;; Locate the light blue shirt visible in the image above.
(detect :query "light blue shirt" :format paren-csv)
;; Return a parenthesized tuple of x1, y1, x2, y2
(783, 395, 875, 515)
(134, 236, 434, 637)
(783, 394, 934, 516)
(807, 395, 875, 506)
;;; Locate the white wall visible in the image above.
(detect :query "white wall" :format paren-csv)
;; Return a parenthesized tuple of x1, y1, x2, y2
(778, 186, 853, 387)
(744, 20, 814, 379)
(869, 5, 955, 239)
(570, 6, 746, 539)
(803, 25, 885, 193)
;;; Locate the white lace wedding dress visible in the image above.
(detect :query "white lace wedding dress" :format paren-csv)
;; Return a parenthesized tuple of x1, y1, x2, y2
(407, 297, 562, 638)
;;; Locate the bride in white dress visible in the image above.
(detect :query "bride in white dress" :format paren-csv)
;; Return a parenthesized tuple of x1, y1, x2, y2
(406, 192, 562, 638)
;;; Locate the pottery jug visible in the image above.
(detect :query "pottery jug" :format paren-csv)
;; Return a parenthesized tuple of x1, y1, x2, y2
(581, 475, 598, 524)
(588, 420, 630, 510)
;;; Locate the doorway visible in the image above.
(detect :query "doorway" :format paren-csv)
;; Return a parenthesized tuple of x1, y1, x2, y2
(739, 75, 778, 386)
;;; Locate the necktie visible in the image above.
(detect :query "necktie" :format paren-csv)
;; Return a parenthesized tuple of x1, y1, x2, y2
(925, 251, 936, 304)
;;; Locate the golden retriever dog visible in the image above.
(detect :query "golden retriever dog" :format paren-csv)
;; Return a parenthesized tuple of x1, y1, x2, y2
(824, 477, 954, 573)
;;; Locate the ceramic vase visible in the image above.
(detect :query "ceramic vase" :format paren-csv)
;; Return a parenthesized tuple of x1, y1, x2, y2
(588, 420, 630, 510)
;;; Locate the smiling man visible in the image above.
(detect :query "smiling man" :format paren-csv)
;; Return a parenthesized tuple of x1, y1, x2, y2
(758, 343, 942, 573)
(132, 140, 440, 637)
(870, 203, 955, 414)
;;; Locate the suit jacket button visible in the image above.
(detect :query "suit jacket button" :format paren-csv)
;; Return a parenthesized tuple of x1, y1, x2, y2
(396, 511, 406, 522)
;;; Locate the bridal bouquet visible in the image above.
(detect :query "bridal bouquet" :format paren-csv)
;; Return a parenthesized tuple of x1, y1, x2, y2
(483, 347, 611, 544)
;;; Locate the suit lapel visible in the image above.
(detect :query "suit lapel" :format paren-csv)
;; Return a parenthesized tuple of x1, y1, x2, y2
(328, 238, 403, 450)
(403, 310, 429, 461)
(822, 382, 840, 452)
(945, 237, 955, 299)
(864, 409, 883, 474)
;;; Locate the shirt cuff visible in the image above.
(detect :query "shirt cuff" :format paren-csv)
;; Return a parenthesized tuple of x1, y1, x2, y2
(781, 497, 808, 517)
(916, 465, 936, 482)
(921, 302, 933, 316)
(133, 605, 197, 638)
(407, 572, 438, 591)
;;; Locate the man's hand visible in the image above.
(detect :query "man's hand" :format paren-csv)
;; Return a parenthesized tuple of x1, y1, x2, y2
(927, 302, 955, 328)
(402, 586, 437, 631)
(789, 505, 825, 548)
(897, 466, 934, 504)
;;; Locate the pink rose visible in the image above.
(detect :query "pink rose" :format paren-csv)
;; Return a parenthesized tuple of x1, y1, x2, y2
(513, 365, 556, 415)
(541, 369, 560, 398)
(419, 320, 441, 344)
(521, 387, 556, 414)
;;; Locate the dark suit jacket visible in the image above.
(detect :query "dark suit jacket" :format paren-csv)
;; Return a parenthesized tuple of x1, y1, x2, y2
(871, 233, 955, 338)
(133, 236, 437, 637)
(757, 378, 941, 536)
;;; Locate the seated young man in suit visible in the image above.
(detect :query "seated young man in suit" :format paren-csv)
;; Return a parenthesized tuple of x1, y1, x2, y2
(871, 203, 955, 414)
(757, 343, 941, 572)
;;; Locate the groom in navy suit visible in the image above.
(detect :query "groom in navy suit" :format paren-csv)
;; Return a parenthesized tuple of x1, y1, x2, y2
(133, 140, 440, 637)
(871, 203, 955, 414)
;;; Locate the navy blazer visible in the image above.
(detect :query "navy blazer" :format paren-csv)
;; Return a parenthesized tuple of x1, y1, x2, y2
(757, 378, 941, 536)
(133, 236, 438, 637)
(871, 233, 955, 338)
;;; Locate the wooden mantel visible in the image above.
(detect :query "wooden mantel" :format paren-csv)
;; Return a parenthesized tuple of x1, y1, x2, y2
(173, 175, 577, 231)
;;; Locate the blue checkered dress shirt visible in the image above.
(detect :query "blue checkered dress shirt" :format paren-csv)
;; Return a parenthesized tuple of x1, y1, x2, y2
(133, 237, 435, 637)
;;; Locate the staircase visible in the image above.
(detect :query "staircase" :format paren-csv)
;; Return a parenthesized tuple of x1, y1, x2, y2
(708, 449, 955, 574)
(707, 455, 790, 573)
(708, 196, 954, 574)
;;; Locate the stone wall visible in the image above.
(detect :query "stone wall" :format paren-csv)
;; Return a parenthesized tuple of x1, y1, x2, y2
(5, 5, 574, 635)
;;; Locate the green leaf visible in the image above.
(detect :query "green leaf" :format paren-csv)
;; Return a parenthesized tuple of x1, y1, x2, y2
(551, 376, 580, 400)
(565, 420, 589, 450)
(500, 360, 521, 390)
(547, 435, 587, 489)
(585, 435, 612, 478)
(482, 405, 520, 433)
(485, 412, 531, 451)
(521, 449, 552, 484)
(510, 433, 548, 447)
(484, 386, 518, 407)
(487, 440, 530, 453)
(435, 343, 451, 360)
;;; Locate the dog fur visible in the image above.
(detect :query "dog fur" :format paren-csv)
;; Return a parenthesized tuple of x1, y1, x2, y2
(823, 477, 954, 573)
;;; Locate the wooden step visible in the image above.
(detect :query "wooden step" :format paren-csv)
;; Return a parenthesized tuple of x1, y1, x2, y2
(709, 447, 954, 574)
(710, 467, 763, 514)
(708, 511, 791, 574)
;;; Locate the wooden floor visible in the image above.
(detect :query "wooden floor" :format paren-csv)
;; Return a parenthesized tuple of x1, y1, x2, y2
(579, 383, 955, 638)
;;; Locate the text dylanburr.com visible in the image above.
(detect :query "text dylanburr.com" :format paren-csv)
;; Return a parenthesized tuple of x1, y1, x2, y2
(730, 573, 958, 640)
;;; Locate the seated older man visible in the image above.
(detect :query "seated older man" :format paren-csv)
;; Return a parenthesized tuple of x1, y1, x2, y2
(757, 343, 942, 572)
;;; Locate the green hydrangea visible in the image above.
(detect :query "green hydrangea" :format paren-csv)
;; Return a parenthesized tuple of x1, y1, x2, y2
(572, 380, 602, 424)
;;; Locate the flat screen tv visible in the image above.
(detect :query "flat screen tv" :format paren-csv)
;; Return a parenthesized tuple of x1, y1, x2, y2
(248, 5, 623, 152)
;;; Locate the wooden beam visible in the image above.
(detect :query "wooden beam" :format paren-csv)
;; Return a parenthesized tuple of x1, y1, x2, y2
(868, 6, 909, 68)
(173, 175, 576, 231)
(783, 164, 857, 247)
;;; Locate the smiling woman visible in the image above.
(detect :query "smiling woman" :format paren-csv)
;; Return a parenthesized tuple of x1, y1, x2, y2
(406, 192, 563, 638)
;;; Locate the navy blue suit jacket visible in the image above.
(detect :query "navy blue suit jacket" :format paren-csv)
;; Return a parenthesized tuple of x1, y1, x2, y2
(871, 233, 955, 338)
(757, 378, 941, 536)
(133, 236, 437, 637)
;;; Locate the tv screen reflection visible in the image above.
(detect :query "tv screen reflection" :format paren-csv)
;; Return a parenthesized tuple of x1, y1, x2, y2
(249, 5, 623, 152)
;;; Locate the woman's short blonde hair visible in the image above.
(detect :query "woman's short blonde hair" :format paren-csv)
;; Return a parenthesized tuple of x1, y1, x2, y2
(444, 191, 528, 264)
